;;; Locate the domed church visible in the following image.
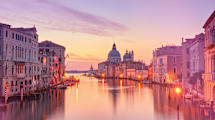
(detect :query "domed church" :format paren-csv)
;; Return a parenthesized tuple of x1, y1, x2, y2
(98, 43, 147, 79)
(108, 43, 121, 63)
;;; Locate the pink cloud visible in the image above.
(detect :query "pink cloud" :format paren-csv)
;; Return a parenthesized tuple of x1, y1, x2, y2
(0, 0, 128, 36)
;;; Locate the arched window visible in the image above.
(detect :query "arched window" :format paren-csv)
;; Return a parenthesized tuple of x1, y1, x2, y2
(212, 55, 215, 72)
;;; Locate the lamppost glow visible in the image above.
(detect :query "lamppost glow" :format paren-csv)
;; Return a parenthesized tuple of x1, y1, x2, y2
(137, 75, 142, 79)
(101, 73, 105, 78)
(119, 74, 123, 78)
(175, 87, 181, 95)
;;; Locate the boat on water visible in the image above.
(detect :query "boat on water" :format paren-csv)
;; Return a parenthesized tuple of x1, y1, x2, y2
(57, 84, 67, 89)
(184, 93, 193, 99)
(64, 81, 75, 86)
(142, 80, 152, 84)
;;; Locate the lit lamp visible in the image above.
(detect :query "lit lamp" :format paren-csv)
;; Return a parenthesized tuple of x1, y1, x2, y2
(175, 87, 181, 95)
(137, 75, 142, 80)
(119, 74, 123, 78)
(101, 73, 105, 78)
(75, 76, 79, 81)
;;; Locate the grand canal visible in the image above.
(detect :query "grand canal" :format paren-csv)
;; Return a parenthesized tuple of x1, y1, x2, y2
(0, 75, 214, 120)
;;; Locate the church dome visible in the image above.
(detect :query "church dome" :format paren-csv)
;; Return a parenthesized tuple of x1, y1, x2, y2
(123, 52, 130, 59)
(123, 50, 134, 62)
(108, 43, 121, 63)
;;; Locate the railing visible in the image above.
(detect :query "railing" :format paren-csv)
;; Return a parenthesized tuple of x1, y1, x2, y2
(17, 73, 25, 78)
(205, 37, 215, 48)
(203, 73, 215, 81)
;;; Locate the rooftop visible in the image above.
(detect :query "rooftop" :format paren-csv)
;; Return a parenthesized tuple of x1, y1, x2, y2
(203, 10, 215, 29)
(39, 40, 65, 50)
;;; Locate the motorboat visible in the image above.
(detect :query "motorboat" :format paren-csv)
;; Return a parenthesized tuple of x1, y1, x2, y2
(57, 84, 67, 89)
(184, 92, 193, 99)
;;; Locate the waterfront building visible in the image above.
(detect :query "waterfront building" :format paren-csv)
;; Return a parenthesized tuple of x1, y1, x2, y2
(98, 43, 147, 79)
(182, 33, 205, 91)
(152, 45, 182, 84)
(0, 23, 40, 96)
(202, 10, 215, 101)
(39, 41, 65, 84)
(148, 62, 153, 81)
(38, 49, 55, 89)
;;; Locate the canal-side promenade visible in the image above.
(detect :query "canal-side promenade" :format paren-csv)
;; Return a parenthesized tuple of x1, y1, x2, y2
(0, 75, 214, 120)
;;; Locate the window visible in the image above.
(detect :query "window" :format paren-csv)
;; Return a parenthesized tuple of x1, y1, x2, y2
(46, 49, 49, 52)
(12, 46, 14, 58)
(11, 81, 13, 86)
(187, 72, 190, 77)
(25, 80, 27, 85)
(12, 33, 14, 39)
(187, 62, 190, 69)
(159, 58, 163, 65)
(6, 44, 8, 57)
(173, 56, 176, 64)
(12, 65, 14, 75)
(173, 67, 176, 74)
(186, 48, 189, 54)
(25, 66, 27, 74)
(5, 64, 7, 76)
(6, 31, 8, 37)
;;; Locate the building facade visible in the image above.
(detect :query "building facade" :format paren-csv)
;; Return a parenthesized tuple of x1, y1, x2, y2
(182, 33, 205, 90)
(0, 23, 40, 97)
(153, 46, 182, 84)
(203, 11, 215, 101)
(39, 41, 65, 84)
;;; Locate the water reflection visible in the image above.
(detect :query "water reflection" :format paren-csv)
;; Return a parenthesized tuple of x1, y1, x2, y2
(1, 76, 215, 120)
(0, 90, 65, 120)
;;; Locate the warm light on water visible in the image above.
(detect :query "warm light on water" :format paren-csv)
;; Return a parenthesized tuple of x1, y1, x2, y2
(0, 75, 214, 120)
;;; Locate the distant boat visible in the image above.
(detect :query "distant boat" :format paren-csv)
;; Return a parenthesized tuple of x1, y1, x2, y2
(184, 93, 193, 99)
(142, 80, 152, 84)
(57, 85, 67, 89)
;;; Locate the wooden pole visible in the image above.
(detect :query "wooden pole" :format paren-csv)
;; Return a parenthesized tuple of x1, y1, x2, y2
(4, 87, 8, 104)
(21, 88, 23, 101)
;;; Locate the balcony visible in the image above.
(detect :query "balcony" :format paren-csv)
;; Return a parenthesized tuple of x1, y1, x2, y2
(205, 37, 215, 49)
(203, 73, 215, 82)
(17, 73, 25, 78)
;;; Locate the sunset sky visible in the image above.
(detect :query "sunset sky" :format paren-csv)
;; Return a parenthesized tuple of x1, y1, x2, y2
(0, 0, 214, 70)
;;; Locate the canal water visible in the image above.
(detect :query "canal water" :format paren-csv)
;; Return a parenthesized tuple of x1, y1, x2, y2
(0, 75, 214, 120)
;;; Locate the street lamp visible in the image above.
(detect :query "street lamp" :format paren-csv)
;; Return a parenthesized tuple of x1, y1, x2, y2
(137, 75, 142, 80)
(101, 73, 105, 78)
(175, 87, 181, 95)
(119, 74, 123, 78)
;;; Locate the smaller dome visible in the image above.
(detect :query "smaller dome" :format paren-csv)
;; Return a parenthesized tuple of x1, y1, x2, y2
(123, 50, 134, 62)
(123, 53, 130, 58)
